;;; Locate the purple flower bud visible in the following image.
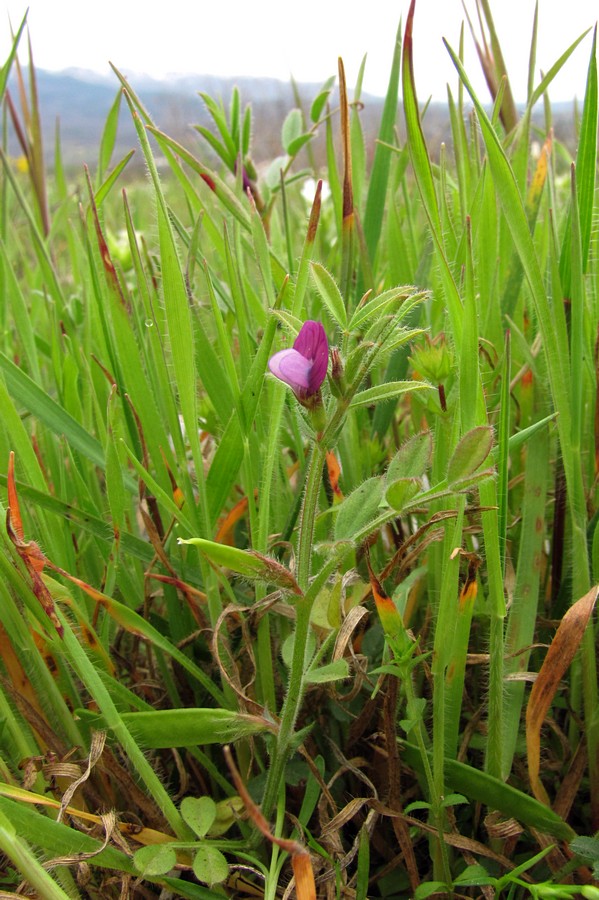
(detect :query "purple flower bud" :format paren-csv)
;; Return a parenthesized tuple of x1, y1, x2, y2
(268, 321, 329, 400)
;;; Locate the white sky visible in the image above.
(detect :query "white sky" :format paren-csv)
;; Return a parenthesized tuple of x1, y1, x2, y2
(2, 1, 596, 102)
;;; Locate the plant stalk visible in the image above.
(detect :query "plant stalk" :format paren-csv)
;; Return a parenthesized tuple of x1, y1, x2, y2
(260, 440, 327, 819)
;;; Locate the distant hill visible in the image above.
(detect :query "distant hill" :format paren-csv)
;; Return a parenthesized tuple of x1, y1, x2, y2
(5, 68, 335, 171)
(4, 67, 577, 174)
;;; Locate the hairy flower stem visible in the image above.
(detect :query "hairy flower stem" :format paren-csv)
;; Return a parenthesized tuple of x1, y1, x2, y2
(260, 440, 327, 820)
(402, 664, 452, 890)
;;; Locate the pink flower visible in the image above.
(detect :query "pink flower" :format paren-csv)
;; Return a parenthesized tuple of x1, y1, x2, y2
(268, 321, 329, 400)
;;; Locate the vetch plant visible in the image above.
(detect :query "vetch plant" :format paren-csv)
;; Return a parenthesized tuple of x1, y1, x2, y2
(193, 293, 432, 824)
(1, 3, 599, 897)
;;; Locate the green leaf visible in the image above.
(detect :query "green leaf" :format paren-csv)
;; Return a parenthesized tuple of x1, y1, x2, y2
(179, 538, 262, 576)
(208, 797, 245, 837)
(344, 341, 373, 384)
(126, 96, 200, 477)
(181, 796, 217, 839)
(192, 844, 230, 886)
(0, 12, 27, 97)
(133, 844, 177, 876)
(310, 76, 335, 122)
(385, 478, 421, 511)
(399, 697, 427, 735)
(508, 413, 557, 452)
(104, 388, 128, 535)
(402, 5, 463, 347)
(404, 799, 432, 814)
(348, 286, 412, 331)
(350, 381, 431, 409)
(442, 793, 468, 808)
(356, 823, 370, 900)
(205, 412, 245, 526)
(287, 133, 313, 157)
(199, 92, 237, 164)
(453, 865, 495, 887)
(310, 262, 348, 328)
(362, 18, 402, 267)
(281, 630, 317, 670)
(310, 578, 342, 630)
(272, 309, 305, 336)
(570, 836, 599, 862)
(242, 105, 252, 156)
(447, 426, 494, 485)
(561, 28, 597, 289)
(0, 352, 105, 469)
(95, 150, 135, 208)
(334, 476, 385, 541)
(97, 89, 123, 179)
(414, 882, 447, 899)
(387, 430, 433, 481)
(304, 659, 349, 684)
(281, 108, 303, 154)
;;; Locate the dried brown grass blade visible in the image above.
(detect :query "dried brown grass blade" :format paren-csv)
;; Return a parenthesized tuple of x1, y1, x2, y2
(526, 585, 598, 804)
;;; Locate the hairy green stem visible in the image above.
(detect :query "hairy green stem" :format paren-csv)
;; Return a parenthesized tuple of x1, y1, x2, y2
(406, 677, 452, 889)
(261, 440, 327, 819)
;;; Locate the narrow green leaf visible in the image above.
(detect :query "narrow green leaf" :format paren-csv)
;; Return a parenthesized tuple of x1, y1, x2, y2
(286, 133, 313, 157)
(402, 1, 463, 346)
(362, 19, 402, 267)
(282, 108, 303, 154)
(0, 11, 27, 97)
(242, 104, 251, 156)
(105, 388, 127, 536)
(414, 883, 446, 899)
(199, 92, 237, 163)
(304, 659, 349, 684)
(94, 149, 135, 208)
(0, 792, 137, 875)
(559, 27, 597, 288)
(387, 431, 432, 481)
(310, 76, 335, 122)
(334, 476, 385, 541)
(0, 352, 104, 469)
(350, 380, 431, 408)
(348, 286, 413, 331)
(0, 148, 64, 308)
(356, 824, 370, 900)
(453, 865, 495, 888)
(447, 426, 494, 485)
(310, 261, 348, 328)
(98, 89, 123, 180)
(126, 100, 200, 455)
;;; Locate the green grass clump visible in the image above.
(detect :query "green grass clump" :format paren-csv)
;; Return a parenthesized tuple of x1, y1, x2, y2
(0, 3, 598, 898)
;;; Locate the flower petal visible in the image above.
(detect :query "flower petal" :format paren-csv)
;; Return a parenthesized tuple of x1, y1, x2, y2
(293, 321, 329, 393)
(268, 348, 311, 392)
(293, 320, 324, 359)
